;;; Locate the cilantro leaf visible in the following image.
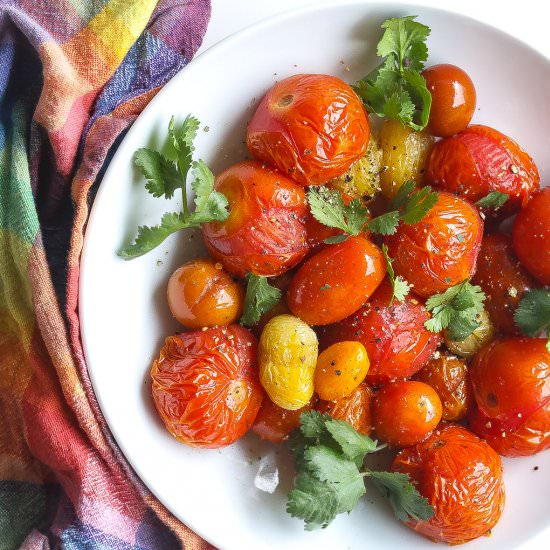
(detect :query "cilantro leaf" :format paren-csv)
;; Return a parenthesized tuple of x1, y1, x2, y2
(240, 274, 281, 326)
(381, 244, 411, 305)
(325, 418, 379, 466)
(400, 185, 439, 224)
(324, 234, 349, 245)
(475, 191, 510, 209)
(187, 160, 229, 224)
(514, 289, 550, 351)
(369, 471, 434, 522)
(366, 210, 400, 235)
(388, 180, 416, 210)
(133, 149, 181, 199)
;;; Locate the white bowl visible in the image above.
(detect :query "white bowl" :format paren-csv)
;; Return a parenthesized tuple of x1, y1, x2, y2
(80, 2, 550, 548)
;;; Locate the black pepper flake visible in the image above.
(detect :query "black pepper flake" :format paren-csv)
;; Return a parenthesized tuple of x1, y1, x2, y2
(335, 370, 342, 376)
(330, 361, 336, 366)
(534, 466, 539, 471)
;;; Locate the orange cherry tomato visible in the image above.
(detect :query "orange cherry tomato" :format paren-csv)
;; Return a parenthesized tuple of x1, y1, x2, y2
(201, 161, 309, 277)
(314, 341, 369, 401)
(392, 424, 504, 545)
(372, 381, 442, 447)
(414, 353, 473, 421)
(318, 280, 440, 385)
(151, 325, 263, 448)
(247, 74, 370, 185)
(287, 236, 384, 325)
(166, 259, 244, 328)
(470, 337, 550, 431)
(512, 187, 550, 285)
(385, 192, 483, 297)
(317, 383, 373, 435)
(252, 396, 316, 443)
(469, 400, 550, 457)
(422, 64, 476, 137)
(472, 233, 535, 334)
(425, 125, 539, 215)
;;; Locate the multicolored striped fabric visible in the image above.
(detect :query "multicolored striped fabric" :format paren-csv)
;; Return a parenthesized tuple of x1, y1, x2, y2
(0, 1, 214, 548)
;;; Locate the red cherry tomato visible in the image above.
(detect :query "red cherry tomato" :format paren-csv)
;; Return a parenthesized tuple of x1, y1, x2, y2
(247, 74, 370, 185)
(425, 125, 539, 214)
(201, 161, 309, 277)
(318, 280, 440, 385)
(392, 424, 504, 544)
(422, 64, 476, 137)
(512, 187, 550, 285)
(385, 192, 483, 297)
(472, 233, 535, 334)
(151, 325, 263, 448)
(470, 338, 550, 430)
(287, 236, 385, 325)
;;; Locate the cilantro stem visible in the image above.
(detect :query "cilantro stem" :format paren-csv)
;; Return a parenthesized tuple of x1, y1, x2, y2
(177, 157, 189, 219)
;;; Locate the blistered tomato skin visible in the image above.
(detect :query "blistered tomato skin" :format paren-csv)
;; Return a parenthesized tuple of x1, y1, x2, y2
(372, 381, 443, 447)
(151, 325, 263, 448)
(317, 383, 373, 435)
(470, 338, 550, 429)
(392, 424, 505, 545)
(201, 161, 309, 278)
(166, 259, 244, 328)
(318, 280, 440, 385)
(287, 236, 385, 325)
(246, 74, 370, 185)
(425, 125, 540, 215)
(512, 187, 550, 285)
(422, 64, 476, 137)
(472, 233, 535, 334)
(444, 310, 494, 359)
(259, 314, 318, 410)
(385, 192, 483, 297)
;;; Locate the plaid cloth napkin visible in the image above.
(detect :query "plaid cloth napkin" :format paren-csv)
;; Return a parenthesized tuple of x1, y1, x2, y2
(0, 1, 215, 548)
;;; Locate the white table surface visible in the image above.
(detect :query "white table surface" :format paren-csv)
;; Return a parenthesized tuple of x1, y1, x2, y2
(195, 1, 550, 548)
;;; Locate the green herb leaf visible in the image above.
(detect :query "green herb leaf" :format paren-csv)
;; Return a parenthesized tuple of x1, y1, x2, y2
(324, 234, 349, 245)
(514, 289, 550, 351)
(381, 244, 411, 305)
(325, 418, 379, 466)
(388, 180, 416, 210)
(187, 160, 229, 224)
(400, 185, 439, 224)
(240, 274, 281, 326)
(133, 149, 181, 199)
(366, 211, 400, 235)
(475, 191, 510, 209)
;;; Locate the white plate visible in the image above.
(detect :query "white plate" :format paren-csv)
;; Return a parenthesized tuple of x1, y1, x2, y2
(80, 2, 550, 548)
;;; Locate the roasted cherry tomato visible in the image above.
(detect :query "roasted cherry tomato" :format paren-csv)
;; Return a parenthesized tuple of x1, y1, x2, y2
(252, 396, 316, 443)
(470, 337, 550, 431)
(469, 401, 550, 457)
(287, 236, 384, 325)
(472, 233, 535, 334)
(247, 74, 370, 185)
(372, 381, 442, 447)
(444, 309, 494, 359)
(151, 325, 263, 448)
(512, 187, 550, 285)
(392, 424, 504, 545)
(385, 192, 483, 297)
(317, 383, 373, 435)
(314, 341, 369, 401)
(422, 64, 476, 137)
(425, 125, 539, 214)
(167, 259, 244, 328)
(201, 161, 308, 277)
(318, 280, 440, 385)
(414, 353, 472, 421)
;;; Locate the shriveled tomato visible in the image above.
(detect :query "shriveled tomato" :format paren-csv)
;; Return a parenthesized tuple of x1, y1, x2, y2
(472, 233, 535, 334)
(372, 381, 442, 447)
(318, 280, 440, 385)
(469, 401, 550, 457)
(252, 396, 316, 443)
(287, 236, 384, 325)
(317, 383, 373, 435)
(385, 192, 483, 297)
(414, 353, 472, 421)
(151, 325, 263, 448)
(167, 259, 244, 328)
(201, 161, 308, 277)
(512, 187, 550, 285)
(470, 338, 550, 430)
(392, 424, 504, 544)
(444, 310, 495, 360)
(422, 64, 476, 137)
(246, 74, 370, 185)
(425, 125, 539, 214)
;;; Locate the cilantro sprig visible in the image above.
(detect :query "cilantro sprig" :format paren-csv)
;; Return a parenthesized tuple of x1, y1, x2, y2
(514, 288, 550, 352)
(475, 191, 510, 210)
(119, 115, 229, 259)
(287, 411, 433, 530)
(240, 274, 282, 326)
(381, 244, 411, 305)
(353, 16, 432, 130)
(424, 280, 486, 341)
